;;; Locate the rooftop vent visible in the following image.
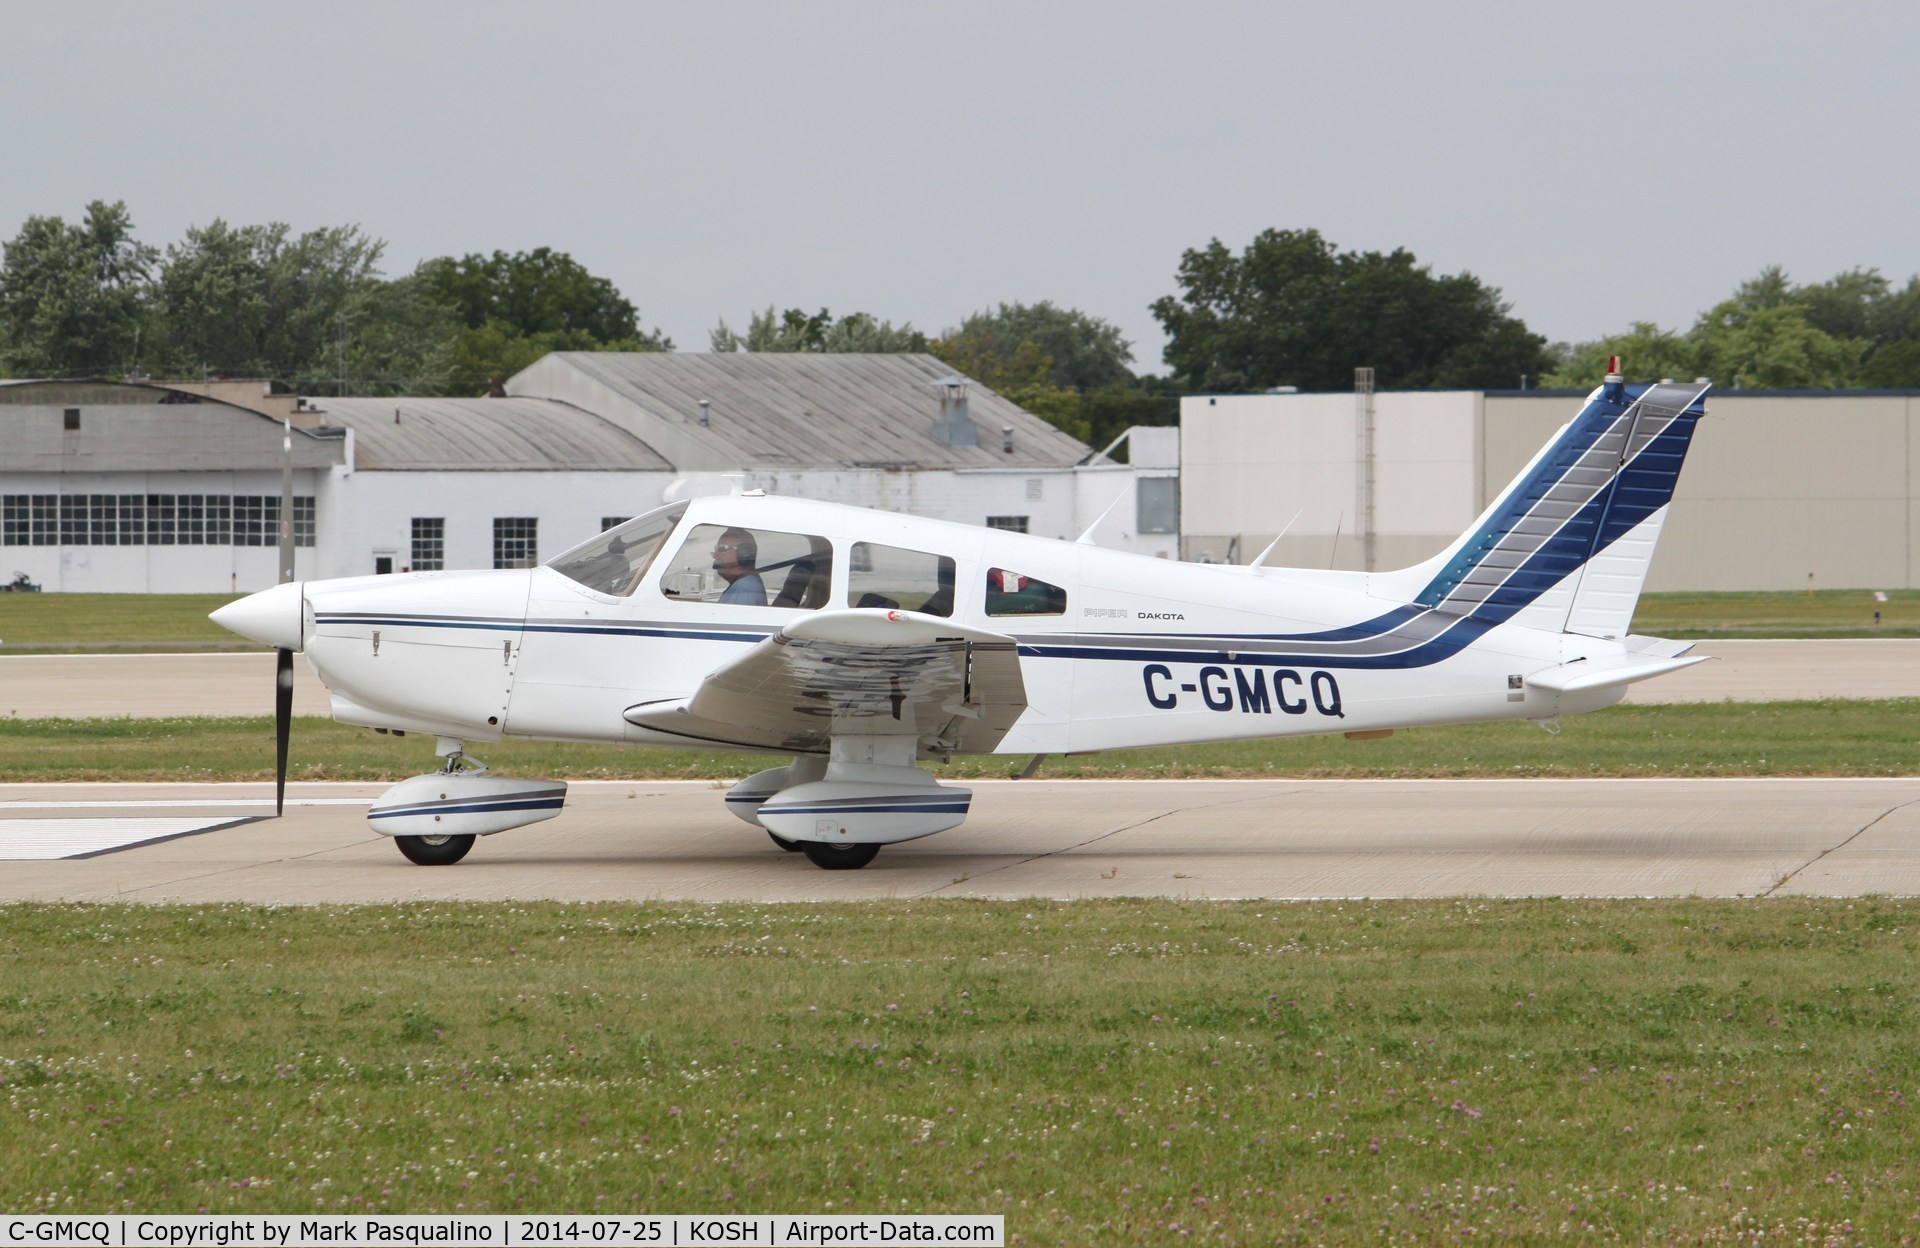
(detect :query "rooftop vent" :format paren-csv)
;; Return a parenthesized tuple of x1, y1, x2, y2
(932, 377, 976, 448)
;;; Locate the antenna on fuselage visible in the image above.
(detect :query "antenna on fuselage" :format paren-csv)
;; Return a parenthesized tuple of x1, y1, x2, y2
(1247, 509, 1304, 576)
(1074, 491, 1127, 545)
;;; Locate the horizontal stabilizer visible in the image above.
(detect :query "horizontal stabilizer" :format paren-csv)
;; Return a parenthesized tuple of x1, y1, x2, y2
(1525, 652, 1708, 696)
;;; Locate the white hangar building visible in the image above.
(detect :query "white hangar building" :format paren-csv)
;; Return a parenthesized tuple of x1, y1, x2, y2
(1, 353, 1178, 593)
(1180, 385, 1920, 591)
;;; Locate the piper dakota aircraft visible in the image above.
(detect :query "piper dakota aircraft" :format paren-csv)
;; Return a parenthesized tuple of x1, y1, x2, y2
(212, 365, 1710, 870)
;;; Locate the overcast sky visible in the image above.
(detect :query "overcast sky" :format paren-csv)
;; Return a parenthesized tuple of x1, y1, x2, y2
(7, 1, 1918, 375)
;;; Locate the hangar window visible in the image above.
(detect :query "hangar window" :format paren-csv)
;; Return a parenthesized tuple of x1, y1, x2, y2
(59, 496, 85, 545)
(986, 515, 1029, 533)
(1137, 477, 1178, 535)
(232, 496, 270, 546)
(411, 518, 445, 571)
(493, 517, 539, 569)
(1, 495, 54, 546)
(658, 522, 832, 609)
(145, 495, 176, 546)
(116, 494, 146, 546)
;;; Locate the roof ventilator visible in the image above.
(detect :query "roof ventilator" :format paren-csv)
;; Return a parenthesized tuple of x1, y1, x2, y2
(932, 377, 976, 448)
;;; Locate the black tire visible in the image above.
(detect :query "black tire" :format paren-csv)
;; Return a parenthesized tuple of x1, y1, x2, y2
(395, 833, 475, 866)
(769, 830, 805, 852)
(801, 841, 880, 870)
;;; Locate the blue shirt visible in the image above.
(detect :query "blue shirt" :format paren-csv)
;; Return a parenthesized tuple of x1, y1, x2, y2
(719, 572, 767, 605)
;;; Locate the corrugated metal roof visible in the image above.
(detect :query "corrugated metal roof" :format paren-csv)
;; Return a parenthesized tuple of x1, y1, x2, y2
(535, 353, 1096, 470)
(315, 397, 671, 471)
(1, 380, 345, 471)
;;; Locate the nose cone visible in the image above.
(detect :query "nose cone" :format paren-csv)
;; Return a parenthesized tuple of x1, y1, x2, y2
(211, 581, 307, 651)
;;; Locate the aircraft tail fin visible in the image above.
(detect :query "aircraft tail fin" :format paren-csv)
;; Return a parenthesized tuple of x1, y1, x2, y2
(1375, 370, 1710, 638)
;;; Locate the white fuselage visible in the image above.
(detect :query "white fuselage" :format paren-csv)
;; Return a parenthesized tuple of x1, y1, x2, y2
(293, 494, 1624, 759)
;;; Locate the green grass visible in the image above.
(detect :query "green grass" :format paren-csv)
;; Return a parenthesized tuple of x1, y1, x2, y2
(1, 589, 1917, 654)
(1633, 588, 1920, 638)
(1, 898, 1916, 1241)
(0, 699, 1913, 783)
(0, 593, 246, 653)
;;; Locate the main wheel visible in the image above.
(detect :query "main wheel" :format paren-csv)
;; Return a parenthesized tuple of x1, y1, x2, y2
(801, 841, 880, 870)
(768, 830, 805, 852)
(395, 833, 475, 865)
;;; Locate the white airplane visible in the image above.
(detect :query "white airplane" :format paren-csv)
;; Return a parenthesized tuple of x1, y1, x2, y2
(213, 365, 1711, 870)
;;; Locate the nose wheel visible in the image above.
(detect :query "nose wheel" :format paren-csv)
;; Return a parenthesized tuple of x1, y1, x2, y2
(800, 841, 880, 870)
(395, 833, 476, 866)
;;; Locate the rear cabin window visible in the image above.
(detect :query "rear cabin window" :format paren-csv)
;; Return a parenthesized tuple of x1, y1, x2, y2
(985, 567, 1067, 616)
(847, 543, 956, 617)
(658, 523, 832, 609)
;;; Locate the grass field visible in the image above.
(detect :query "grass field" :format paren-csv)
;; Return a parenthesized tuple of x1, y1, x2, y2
(5, 592, 1914, 1242)
(1, 698, 1916, 783)
(1, 899, 1915, 1241)
(0, 594, 246, 653)
(2, 588, 1918, 653)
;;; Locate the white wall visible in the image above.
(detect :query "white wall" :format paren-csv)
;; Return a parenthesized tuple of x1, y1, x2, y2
(0, 468, 325, 594)
(315, 469, 678, 579)
(6, 457, 1181, 593)
(662, 463, 1178, 558)
(1180, 391, 1477, 568)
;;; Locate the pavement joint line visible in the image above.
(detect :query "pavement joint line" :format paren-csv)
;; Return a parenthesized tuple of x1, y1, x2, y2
(914, 786, 1314, 898)
(1762, 793, 1920, 897)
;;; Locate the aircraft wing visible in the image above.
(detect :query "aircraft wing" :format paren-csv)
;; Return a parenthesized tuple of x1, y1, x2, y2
(622, 609, 1027, 757)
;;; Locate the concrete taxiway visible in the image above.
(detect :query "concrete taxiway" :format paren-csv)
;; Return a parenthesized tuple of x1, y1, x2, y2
(3, 778, 1916, 903)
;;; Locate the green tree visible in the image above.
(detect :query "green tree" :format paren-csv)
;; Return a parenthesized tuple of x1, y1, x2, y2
(1541, 323, 1706, 389)
(1693, 301, 1865, 389)
(0, 200, 156, 376)
(439, 321, 666, 395)
(1791, 267, 1889, 341)
(151, 220, 453, 395)
(417, 248, 666, 347)
(709, 306, 926, 353)
(933, 301, 1134, 391)
(1150, 228, 1547, 392)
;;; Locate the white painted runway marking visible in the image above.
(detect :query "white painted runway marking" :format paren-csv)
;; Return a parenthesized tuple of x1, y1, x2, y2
(0, 817, 259, 859)
(0, 798, 371, 810)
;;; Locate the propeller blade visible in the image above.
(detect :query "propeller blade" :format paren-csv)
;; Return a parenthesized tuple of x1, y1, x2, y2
(275, 646, 294, 817)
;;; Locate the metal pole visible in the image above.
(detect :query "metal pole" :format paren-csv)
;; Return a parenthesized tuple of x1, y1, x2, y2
(1355, 367, 1376, 572)
(279, 420, 295, 584)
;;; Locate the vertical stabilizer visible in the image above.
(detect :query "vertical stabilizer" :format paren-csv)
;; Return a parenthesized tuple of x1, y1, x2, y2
(1373, 375, 1709, 637)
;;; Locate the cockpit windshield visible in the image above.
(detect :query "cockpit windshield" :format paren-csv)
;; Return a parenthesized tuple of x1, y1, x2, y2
(547, 502, 687, 596)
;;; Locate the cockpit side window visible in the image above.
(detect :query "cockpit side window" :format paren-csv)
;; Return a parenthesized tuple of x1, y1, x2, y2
(548, 502, 686, 596)
(658, 523, 833, 609)
(846, 543, 956, 617)
(985, 567, 1067, 616)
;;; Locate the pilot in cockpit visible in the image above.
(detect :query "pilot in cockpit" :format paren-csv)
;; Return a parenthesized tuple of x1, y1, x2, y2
(711, 527, 768, 606)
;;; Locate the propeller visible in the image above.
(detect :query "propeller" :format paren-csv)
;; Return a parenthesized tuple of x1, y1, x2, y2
(275, 645, 294, 816)
(275, 418, 295, 817)
(207, 580, 306, 808)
